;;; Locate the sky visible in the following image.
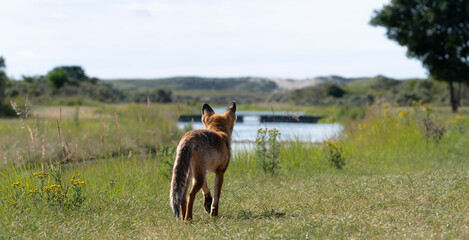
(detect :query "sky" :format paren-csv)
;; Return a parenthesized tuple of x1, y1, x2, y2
(0, 0, 428, 80)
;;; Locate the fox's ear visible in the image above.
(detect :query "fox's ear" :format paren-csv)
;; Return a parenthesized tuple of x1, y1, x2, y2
(225, 101, 236, 118)
(202, 103, 215, 117)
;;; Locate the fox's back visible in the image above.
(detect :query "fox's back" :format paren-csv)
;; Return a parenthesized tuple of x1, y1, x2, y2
(179, 129, 231, 172)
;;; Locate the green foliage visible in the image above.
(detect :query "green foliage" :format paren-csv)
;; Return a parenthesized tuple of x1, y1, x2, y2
(73, 105, 80, 126)
(271, 82, 372, 107)
(128, 88, 173, 103)
(323, 140, 346, 169)
(326, 84, 346, 98)
(370, 0, 469, 111)
(46, 68, 69, 89)
(108, 77, 278, 93)
(8, 167, 87, 211)
(335, 105, 367, 121)
(69, 173, 87, 207)
(271, 75, 469, 110)
(60, 66, 88, 82)
(0, 56, 5, 70)
(421, 104, 447, 142)
(22, 75, 36, 83)
(0, 71, 7, 99)
(156, 145, 176, 180)
(5, 76, 125, 104)
(0, 61, 16, 117)
(255, 128, 281, 176)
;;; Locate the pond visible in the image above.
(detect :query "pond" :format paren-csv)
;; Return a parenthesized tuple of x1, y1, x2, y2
(177, 109, 343, 151)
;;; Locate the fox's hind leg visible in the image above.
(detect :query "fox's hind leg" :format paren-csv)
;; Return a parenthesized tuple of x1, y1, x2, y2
(210, 171, 224, 217)
(202, 177, 212, 213)
(184, 172, 204, 222)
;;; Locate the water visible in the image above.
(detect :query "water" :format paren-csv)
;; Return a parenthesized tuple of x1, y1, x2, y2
(177, 109, 343, 151)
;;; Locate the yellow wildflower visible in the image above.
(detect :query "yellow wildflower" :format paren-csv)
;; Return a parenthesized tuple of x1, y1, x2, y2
(455, 115, 465, 120)
(45, 184, 62, 192)
(71, 173, 81, 179)
(324, 140, 339, 150)
(11, 182, 25, 189)
(411, 99, 422, 106)
(399, 109, 411, 118)
(9, 200, 17, 205)
(424, 104, 433, 113)
(33, 171, 49, 179)
(29, 188, 39, 194)
(71, 179, 86, 186)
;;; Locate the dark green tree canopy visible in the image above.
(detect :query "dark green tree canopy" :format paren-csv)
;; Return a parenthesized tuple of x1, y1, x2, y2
(370, 0, 469, 111)
(46, 68, 69, 89)
(0, 56, 5, 71)
(60, 66, 88, 81)
(46, 65, 95, 89)
(49, 66, 89, 84)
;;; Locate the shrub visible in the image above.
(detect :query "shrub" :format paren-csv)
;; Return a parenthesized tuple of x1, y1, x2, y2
(324, 140, 346, 169)
(46, 68, 69, 89)
(255, 128, 281, 176)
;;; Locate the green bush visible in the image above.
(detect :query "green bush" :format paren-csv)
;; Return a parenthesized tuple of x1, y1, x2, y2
(46, 68, 69, 89)
(255, 128, 281, 176)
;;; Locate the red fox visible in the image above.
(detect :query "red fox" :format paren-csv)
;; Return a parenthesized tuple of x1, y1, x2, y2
(170, 102, 237, 221)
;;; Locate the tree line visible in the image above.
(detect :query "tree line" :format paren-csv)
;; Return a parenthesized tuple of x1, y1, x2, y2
(0, 60, 173, 116)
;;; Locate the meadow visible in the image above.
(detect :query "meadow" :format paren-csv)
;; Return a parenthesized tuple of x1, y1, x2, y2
(0, 101, 468, 239)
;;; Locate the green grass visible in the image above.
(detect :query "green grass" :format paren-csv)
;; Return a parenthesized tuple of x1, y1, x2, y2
(0, 103, 468, 239)
(0, 102, 190, 168)
(1, 159, 467, 239)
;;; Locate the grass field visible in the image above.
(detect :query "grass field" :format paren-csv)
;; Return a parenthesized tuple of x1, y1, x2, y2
(0, 102, 468, 239)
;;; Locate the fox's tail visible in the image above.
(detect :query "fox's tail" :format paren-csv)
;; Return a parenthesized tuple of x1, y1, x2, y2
(169, 143, 192, 219)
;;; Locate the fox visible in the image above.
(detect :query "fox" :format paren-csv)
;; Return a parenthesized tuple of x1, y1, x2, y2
(170, 102, 237, 221)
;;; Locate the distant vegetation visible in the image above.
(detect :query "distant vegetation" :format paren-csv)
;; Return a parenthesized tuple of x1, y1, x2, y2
(0, 63, 174, 109)
(107, 75, 469, 109)
(108, 77, 277, 92)
(270, 75, 467, 108)
(0, 56, 468, 114)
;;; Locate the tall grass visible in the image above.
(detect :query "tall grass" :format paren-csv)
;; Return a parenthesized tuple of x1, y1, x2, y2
(0, 102, 468, 239)
(232, 103, 469, 176)
(0, 102, 194, 168)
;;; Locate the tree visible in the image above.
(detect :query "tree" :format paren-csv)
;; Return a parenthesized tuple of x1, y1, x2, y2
(0, 56, 5, 71)
(326, 84, 346, 98)
(60, 66, 88, 81)
(370, 0, 469, 112)
(0, 56, 7, 99)
(46, 68, 69, 89)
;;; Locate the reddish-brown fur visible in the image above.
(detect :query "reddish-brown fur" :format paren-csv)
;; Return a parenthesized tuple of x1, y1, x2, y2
(170, 102, 236, 221)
